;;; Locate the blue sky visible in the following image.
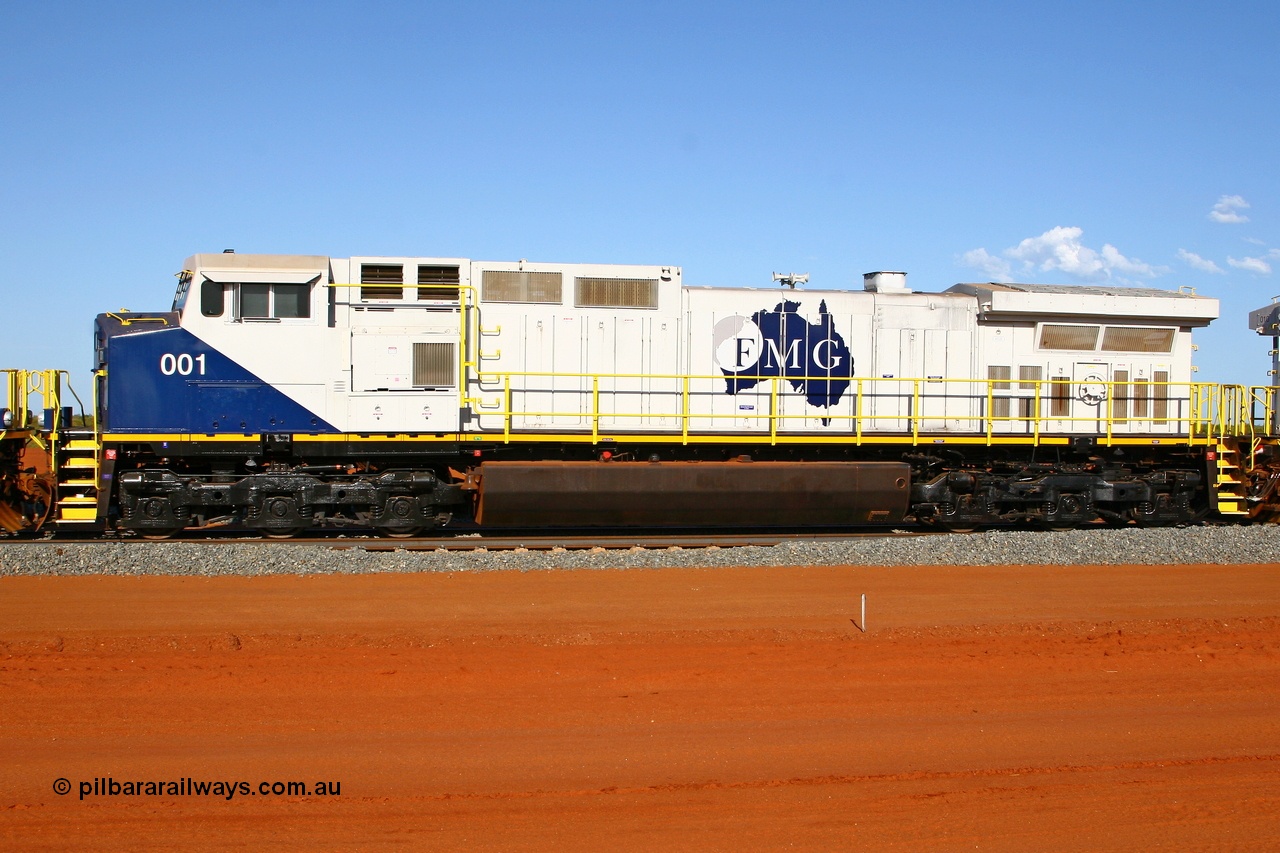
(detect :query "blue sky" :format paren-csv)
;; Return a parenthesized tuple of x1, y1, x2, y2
(2, 1, 1278, 388)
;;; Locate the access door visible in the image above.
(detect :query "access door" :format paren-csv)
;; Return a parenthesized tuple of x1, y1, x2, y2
(1072, 361, 1110, 434)
(349, 331, 461, 432)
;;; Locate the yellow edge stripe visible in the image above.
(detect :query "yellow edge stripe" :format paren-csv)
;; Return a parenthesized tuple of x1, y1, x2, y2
(102, 433, 263, 442)
(102, 432, 1200, 448)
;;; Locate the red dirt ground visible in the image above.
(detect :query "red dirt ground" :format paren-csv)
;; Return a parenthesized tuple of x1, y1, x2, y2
(1, 562, 1278, 851)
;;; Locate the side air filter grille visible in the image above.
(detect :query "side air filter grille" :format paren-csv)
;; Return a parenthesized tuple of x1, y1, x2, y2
(481, 270, 562, 303)
(413, 342, 455, 387)
(574, 277, 658, 308)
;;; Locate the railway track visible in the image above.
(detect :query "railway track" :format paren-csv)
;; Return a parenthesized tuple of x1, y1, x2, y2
(0, 527, 945, 551)
(3, 525, 1276, 578)
(324, 529, 947, 552)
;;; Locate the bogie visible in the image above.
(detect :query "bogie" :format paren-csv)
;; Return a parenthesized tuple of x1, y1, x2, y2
(111, 464, 465, 538)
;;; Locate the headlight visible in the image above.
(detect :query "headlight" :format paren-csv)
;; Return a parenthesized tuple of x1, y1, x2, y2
(0, 408, 13, 429)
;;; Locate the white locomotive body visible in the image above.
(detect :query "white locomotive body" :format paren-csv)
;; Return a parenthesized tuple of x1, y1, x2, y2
(77, 251, 1238, 537)
(135, 253, 1217, 442)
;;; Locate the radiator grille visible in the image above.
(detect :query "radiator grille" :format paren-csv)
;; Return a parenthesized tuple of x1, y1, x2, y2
(1039, 324, 1099, 351)
(988, 365, 1010, 419)
(413, 342, 455, 387)
(1101, 326, 1174, 353)
(1017, 365, 1042, 390)
(361, 264, 404, 300)
(1153, 370, 1169, 421)
(1050, 377, 1070, 417)
(417, 265, 461, 301)
(574, 277, 658, 308)
(481, 270, 562, 303)
(1113, 369, 1129, 420)
(1133, 378, 1150, 418)
(1018, 366, 1043, 421)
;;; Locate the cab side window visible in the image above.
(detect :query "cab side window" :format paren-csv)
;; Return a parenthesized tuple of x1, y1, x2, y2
(236, 282, 312, 320)
(200, 279, 225, 317)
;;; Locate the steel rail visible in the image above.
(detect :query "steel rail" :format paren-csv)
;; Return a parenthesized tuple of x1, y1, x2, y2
(0, 528, 949, 550)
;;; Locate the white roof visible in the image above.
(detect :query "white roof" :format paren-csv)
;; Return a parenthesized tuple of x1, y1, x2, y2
(947, 282, 1218, 324)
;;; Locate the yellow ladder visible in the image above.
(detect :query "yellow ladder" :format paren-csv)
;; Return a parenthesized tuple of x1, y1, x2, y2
(56, 435, 101, 524)
(1211, 440, 1250, 516)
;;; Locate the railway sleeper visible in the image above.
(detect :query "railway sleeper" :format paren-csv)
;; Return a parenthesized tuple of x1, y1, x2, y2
(117, 468, 465, 537)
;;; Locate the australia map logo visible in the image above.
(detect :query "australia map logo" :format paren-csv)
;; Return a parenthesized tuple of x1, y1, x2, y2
(712, 300, 854, 424)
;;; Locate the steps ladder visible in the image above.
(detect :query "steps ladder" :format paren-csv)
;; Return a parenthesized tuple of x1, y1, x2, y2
(55, 432, 101, 524)
(1211, 440, 1250, 516)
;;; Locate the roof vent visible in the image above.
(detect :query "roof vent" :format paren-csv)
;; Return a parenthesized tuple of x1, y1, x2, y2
(863, 271, 910, 293)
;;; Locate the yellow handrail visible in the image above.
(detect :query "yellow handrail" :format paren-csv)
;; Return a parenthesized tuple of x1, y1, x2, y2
(461, 370, 1261, 445)
(103, 312, 169, 327)
(2, 369, 63, 433)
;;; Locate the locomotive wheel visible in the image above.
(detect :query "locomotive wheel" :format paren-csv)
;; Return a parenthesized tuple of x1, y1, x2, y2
(1129, 495, 1182, 528)
(374, 496, 423, 538)
(139, 528, 183, 540)
(935, 519, 978, 534)
(934, 497, 981, 533)
(257, 497, 307, 538)
(376, 526, 425, 539)
(262, 527, 308, 539)
(1041, 513, 1076, 532)
(1041, 495, 1088, 531)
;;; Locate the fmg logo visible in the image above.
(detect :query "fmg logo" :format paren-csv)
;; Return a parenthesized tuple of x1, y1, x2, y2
(712, 300, 854, 420)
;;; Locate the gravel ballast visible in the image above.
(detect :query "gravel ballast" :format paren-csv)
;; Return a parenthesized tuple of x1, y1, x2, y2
(2, 526, 1280, 576)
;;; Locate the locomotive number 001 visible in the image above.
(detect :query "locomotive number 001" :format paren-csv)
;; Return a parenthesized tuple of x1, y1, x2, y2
(159, 352, 206, 376)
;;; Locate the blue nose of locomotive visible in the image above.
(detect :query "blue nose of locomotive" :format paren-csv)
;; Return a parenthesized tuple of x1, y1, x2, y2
(95, 312, 335, 434)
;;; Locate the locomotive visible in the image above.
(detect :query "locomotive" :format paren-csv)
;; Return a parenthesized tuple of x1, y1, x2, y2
(3, 250, 1279, 538)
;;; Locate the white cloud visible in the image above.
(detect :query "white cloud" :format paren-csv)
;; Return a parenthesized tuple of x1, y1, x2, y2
(961, 226, 1162, 283)
(1228, 255, 1273, 275)
(1210, 194, 1250, 223)
(1005, 226, 1106, 277)
(1176, 248, 1225, 274)
(1099, 243, 1161, 277)
(958, 248, 1013, 281)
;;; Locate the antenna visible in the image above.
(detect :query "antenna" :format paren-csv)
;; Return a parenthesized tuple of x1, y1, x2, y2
(772, 272, 808, 289)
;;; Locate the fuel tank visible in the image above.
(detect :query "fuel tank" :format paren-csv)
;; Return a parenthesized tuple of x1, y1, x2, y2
(476, 460, 910, 527)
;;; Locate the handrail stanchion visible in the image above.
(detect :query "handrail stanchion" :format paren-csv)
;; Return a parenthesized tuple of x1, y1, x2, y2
(681, 375, 690, 445)
(591, 376, 600, 444)
(502, 375, 511, 443)
(1033, 382, 1042, 444)
(985, 377, 994, 445)
(1105, 380, 1114, 445)
(912, 379, 920, 445)
(769, 377, 778, 445)
(856, 379, 864, 445)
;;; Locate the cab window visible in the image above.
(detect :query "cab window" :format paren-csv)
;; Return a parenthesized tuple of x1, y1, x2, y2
(238, 283, 311, 320)
(200, 279, 225, 317)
